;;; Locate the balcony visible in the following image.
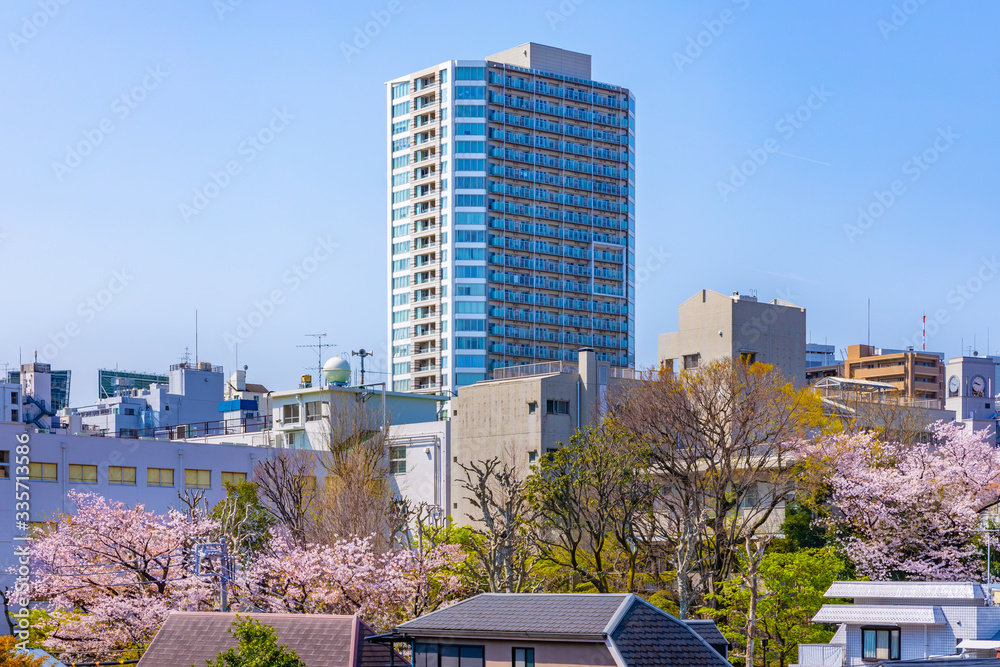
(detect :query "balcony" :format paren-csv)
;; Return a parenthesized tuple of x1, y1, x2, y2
(796, 644, 843, 667)
(492, 361, 577, 380)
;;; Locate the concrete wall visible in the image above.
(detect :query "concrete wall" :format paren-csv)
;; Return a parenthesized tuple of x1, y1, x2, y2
(658, 289, 806, 385)
(449, 350, 615, 523)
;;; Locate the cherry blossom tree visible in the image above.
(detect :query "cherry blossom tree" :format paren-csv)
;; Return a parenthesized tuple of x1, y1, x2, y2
(816, 422, 1000, 580)
(239, 529, 465, 630)
(29, 492, 217, 661)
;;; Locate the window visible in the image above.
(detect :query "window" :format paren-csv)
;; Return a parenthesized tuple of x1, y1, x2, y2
(862, 628, 900, 661)
(456, 355, 485, 368)
(305, 401, 324, 422)
(455, 141, 485, 154)
(455, 301, 485, 313)
(683, 353, 701, 370)
(147, 467, 174, 487)
(0, 450, 8, 479)
(393, 379, 411, 391)
(109, 466, 137, 485)
(513, 648, 535, 667)
(456, 336, 486, 349)
(393, 344, 411, 357)
(455, 230, 485, 243)
(455, 194, 485, 207)
(392, 101, 410, 117)
(455, 67, 485, 80)
(29, 462, 57, 481)
(455, 177, 486, 189)
(455, 248, 485, 261)
(415, 645, 483, 667)
(298, 476, 317, 493)
(454, 105, 486, 118)
(455, 318, 486, 330)
(10, 409, 17, 422)
(546, 399, 570, 415)
(455, 123, 485, 136)
(392, 120, 410, 135)
(221, 471, 247, 487)
(391, 82, 410, 99)
(283, 404, 300, 424)
(389, 446, 406, 474)
(456, 373, 486, 386)
(440, 69, 448, 83)
(392, 205, 410, 221)
(393, 293, 410, 307)
(393, 362, 411, 375)
(393, 258, 410, 272)
(455, 158, 486, 171)
(456, 212, 486, 225)
(528, 402, 537, 414)
(392, 189, 410, 203)
(392, 155, 410, 169)
(68, 464, 98, 484)
(393, 310, 410, 323)
(393, 327, 410, 341)
(740, 351, 757, 365)
(185, 469, 211, 488)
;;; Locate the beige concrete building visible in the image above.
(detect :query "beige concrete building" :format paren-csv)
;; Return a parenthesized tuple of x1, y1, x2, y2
(658, 289, 807, 385)
(449, 348, 632, 520)
(842, 344, 946, 408)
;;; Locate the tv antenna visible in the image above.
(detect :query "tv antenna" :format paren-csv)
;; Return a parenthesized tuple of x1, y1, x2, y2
(298, 333, 334, 379)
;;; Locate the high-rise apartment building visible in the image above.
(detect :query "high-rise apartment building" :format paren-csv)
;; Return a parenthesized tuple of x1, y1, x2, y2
(386, 43, 636, 394)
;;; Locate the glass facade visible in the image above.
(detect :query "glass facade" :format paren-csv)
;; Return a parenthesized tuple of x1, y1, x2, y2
(388, 50, 635, 394)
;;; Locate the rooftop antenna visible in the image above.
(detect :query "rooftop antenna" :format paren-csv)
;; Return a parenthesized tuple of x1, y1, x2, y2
(867, 298, 871, 347)
(922, 312, 926, 351)
(180, 347, 192, 366)
(298, 333, 334, 380)
(195, 310, 199, 366)
(352, 349, 374, 385)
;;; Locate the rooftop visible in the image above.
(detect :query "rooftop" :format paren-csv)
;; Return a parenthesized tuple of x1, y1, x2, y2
(825, 580, 984, 600)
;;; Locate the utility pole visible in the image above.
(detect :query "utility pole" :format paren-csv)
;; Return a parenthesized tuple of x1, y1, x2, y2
(298, 333, 334, 380)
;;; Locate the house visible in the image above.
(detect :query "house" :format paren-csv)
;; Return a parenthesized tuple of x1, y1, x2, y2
(371, 593, 731, 667)
(137, 612, 404, 667)
(795, 581, 1000, 666)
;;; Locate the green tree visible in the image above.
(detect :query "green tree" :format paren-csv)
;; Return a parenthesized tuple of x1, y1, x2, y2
(703, 548, 844, 667)
(203, 617, 305, 667)
(526, 419, 656, 593)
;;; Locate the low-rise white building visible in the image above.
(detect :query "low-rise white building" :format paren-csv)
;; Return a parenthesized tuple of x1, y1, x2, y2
(796, 581, 1000, 666)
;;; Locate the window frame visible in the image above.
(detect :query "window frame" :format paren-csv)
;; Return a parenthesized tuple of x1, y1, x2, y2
(389, 446, 407, 475)
(861, 626, 901, 662)
(512, 647, 535, 667)
(185, 468, 211, 489)
(109, 466, 137, 486)
(68, 464, 98, 485)
(29, 461, 58, 482)
(147, 467, 175, 488)
(221, 471, 247, 487)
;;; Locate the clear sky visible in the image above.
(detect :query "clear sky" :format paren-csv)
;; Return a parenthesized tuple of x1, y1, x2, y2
(1, 0, 997, 405)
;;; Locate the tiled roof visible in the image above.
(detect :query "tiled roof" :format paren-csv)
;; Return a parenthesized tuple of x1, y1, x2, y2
(685, 620, 729, 647)
(138, 612, 403, 667)
(610, 599, 731, 667)
(825, 581, 983, 600)
(396, 595, 730, 667)
(812, 604, 946, 625)
(396, 594, 631, 637)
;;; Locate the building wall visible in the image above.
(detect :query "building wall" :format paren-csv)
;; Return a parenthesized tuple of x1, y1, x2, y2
(450, 349, 615, 522)
(658, 289, 806, 385)
(844, 345, 945, 408)
(0, 383, 20, 424)
(387, 43, 635, 395)
(417, 637, 615, 667)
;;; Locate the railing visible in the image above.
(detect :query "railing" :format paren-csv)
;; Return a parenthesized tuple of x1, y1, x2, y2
(797, 644, 843, 667)
(80, 415, 272, 440)
(492, 361, 576, 380)
(169, 362, 223, 373)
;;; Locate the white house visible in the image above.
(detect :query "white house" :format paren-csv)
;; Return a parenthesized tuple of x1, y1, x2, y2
(796, 581, 1000, 666)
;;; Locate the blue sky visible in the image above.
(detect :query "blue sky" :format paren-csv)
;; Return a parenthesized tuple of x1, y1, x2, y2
(1, 0, 997, 404)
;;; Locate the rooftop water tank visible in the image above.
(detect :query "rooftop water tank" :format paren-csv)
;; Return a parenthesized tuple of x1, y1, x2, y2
(322, 356, 351, 386)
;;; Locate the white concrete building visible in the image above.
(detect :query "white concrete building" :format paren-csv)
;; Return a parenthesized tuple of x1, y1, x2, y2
(945, 355, 999, 446)
(0, 382, 20, 425)
(796, 581, 1000, 666)
(74, 361, 226, 437)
